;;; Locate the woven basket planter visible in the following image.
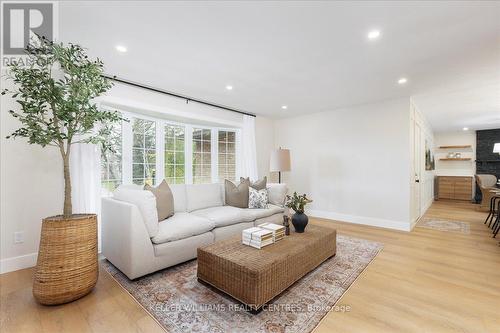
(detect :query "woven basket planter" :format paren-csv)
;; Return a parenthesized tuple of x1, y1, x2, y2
(33, 214, 98, 305)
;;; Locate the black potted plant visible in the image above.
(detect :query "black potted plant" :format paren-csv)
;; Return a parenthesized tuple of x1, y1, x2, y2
(285, 192, 313, 233)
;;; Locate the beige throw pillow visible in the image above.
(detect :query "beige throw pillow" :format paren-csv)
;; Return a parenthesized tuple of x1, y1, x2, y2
(225, 179, 249, 208)
(144, 180, 175, 221)
(240, 176, 267, 190)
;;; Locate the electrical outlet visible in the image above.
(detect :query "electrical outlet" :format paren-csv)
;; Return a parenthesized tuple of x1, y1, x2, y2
(14, 231, 24, 244)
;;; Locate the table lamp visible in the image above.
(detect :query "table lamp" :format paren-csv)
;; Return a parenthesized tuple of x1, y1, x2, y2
(270, 148, 291, 183)
(493, 143, 500, 154)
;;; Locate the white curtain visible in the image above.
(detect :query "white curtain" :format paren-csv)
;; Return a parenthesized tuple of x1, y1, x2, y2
(240, 115, 259, 180)
(70, 142, 101, 214)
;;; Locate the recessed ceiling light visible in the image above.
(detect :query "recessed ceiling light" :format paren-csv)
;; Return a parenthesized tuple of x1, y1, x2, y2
(225, 85, 233, 90)
(463, 127, 469, 131)
(398, 78, 408, 84)
(281, 105, 288, 110)
(115, 45, 127, 53)
(367, 30, 381, 40)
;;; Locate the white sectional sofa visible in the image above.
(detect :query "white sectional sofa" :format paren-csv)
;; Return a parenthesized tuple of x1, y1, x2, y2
(102, 182, 287, 279)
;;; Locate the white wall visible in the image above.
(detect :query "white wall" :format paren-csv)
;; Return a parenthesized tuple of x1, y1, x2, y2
(275, 98, 412, 231)
(1, 82, 65, 273)
(434, 131, 476, 177)
(0, 79, 273, 273)
(254, 116, 276, 181)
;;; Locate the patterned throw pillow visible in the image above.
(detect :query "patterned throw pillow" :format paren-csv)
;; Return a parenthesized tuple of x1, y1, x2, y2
(248, 187, 268, 209)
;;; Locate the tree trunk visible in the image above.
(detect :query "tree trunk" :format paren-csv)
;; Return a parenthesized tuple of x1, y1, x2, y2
(63, 147, 72, 217)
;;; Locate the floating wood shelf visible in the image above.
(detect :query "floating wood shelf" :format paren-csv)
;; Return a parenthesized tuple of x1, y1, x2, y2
(438, 145, 472, 149)
(439, 158, 472, 161)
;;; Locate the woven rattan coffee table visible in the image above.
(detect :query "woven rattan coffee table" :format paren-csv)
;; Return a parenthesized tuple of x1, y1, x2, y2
(197, 224, 336, 312)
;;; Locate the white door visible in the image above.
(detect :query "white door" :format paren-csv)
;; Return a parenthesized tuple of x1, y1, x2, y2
(410, 121, 422, 223)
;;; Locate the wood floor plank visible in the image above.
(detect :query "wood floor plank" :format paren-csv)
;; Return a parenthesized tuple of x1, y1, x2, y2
(0, 200, 498, 332)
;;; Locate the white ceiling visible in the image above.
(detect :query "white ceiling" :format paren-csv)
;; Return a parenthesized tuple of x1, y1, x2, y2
(59, 1, 500, 132)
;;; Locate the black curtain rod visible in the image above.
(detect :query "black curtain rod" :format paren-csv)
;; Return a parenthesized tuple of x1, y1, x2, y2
(102, 74, 256, 118)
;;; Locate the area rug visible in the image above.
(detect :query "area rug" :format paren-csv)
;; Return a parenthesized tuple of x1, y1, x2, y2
(417, 217, 470, 234)
(102, 235, 382, 333)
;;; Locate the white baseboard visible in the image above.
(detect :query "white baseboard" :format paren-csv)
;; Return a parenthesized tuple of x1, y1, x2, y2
(422, 197, 434, 214)
(410, 197, 435, 231)
(0, 252, 38, 274)
(308, 209, 411, 232)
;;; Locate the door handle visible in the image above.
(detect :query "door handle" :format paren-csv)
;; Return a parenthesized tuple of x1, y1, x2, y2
(415, 179, 420, 183)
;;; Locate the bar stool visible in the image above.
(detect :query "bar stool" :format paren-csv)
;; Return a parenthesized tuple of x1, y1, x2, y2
(484, 195, 500, 228)
(493, 199, 500, 238)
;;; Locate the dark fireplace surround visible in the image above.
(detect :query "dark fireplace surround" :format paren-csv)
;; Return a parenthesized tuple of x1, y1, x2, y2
(474, 128, 500, 203)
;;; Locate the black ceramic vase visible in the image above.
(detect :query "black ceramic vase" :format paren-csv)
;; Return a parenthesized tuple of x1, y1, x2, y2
(291, 212, 308, 233)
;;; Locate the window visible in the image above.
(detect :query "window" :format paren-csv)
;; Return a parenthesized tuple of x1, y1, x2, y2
(132, 118, 156, 185)
(165, 124, 185, 184)
(99, 109, 241, 193)
(192, 128, 212, 184)
(101, 122, 122, 194)
(218, 130, 236, 182)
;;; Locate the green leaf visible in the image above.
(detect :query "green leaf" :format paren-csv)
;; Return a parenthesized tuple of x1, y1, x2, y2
(3, 37, 119, 150)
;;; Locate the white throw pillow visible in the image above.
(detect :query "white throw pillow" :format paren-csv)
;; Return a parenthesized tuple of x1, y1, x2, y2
(185, 183, 224, 212)
(267, 183, 288, 207)
(113, 187, 159, 238)
(169, 184, 187, 212)
(249, 188, 268, 209)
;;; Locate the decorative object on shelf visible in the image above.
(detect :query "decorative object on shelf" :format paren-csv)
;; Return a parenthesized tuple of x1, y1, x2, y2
(285, 192, 313, 233)
(283, 215, 290, 236)
(2, 37, 122, 305)
(447, 152, 463, 158)
(270, 148, 291, 183)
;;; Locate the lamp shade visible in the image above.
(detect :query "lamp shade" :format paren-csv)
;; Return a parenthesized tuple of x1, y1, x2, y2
(494, 143, 500, 154)
(270, 148, 291, 172)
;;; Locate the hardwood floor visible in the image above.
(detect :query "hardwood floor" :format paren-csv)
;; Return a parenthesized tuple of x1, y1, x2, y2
(1, 200, 499, 333)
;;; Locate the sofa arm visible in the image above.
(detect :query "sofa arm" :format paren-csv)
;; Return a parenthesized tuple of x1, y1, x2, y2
(101, 197, 156, 279)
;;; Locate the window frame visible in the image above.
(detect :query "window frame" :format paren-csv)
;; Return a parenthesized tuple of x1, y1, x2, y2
(100, 120, 123, 195)
(164, 122, 186, 184)
(131, 116, 157, 185)
(100, 106, 241, 190)
(217, 129, 237, 183)
(191, 126, 214, 184)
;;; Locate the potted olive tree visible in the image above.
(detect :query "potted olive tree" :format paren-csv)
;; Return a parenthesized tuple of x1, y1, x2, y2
(2, 37, 121, 305)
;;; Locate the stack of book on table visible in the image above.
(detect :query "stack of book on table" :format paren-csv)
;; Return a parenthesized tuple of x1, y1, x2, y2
(259, 223, 286, 242)
(242, 227, 273, 249)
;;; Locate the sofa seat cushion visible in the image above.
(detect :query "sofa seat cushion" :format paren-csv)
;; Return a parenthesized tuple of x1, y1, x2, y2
(192, 206, 250, 227)
(243, 204, 284, 221)
(151, 213, 215, 244)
